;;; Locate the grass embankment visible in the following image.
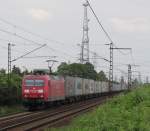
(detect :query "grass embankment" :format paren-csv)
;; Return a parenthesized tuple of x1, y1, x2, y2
(48, 86, 150, 131)
(0, 105, 24, 117)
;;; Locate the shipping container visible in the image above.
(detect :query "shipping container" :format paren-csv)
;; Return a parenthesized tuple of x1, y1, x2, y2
(64, 76, 75, 97)
(83, 79, 90, 95)
(74, 77, 83, 96)
(89, 80, 95, 94)
(101, 82, 109, 93)
(98, 81, 102, 93)
(122, 83, 127, 90)
(94, 81, 99, 94)
(112, 83, 121, 91)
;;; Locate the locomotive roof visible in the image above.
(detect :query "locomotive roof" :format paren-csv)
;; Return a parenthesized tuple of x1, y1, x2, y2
(23, 74, 64, 81)
(33, 69, 50, 75)
(24, 74, 49, 79)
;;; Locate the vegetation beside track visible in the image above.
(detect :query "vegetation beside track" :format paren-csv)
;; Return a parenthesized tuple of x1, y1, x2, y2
(0, 67, 23, 116)
(0, 105, 24, 117)
(48, 85, 150, 131)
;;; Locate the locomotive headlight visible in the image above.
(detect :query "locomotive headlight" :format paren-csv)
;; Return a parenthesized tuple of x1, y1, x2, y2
(24, 89, 29, 93)
(38, 89, 44, 93)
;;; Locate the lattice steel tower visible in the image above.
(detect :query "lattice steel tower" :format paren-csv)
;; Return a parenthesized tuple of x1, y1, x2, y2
(128, 64, 132, 89)
(109, 42, 113, 91)
(80, 1, 90, 64)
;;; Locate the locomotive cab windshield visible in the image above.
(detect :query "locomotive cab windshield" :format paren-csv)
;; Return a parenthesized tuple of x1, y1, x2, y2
(25, 79, 45, 87)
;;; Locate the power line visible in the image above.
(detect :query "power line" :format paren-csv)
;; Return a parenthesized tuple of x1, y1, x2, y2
(0, 44, 23, 54)
(113, 44, 131, 55)
(86, 0, 131, 56)
(0, 28, 76, 60)
(0, 19, 80, 63)
(86, 0, 112, 43)
(0, 15, 107, 64)
(77, 44, 109, 63)
(0, 28, 42, 46)
(11, 44, 46, 62)
(86, 0, 135, 90)
(46, 46, 76, 59)
(0, 16, 110, 65)
(22, 56, 57, 59)
(0, 18, 78, 48)
(0, 37, 36, 46)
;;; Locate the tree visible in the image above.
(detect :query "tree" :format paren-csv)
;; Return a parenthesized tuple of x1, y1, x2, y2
(57, 62, 99, 80)
(0, 68, 7, 87)
(57, 62, 70, 76)
(97, 71, 108, 81)
(83, 62, 97, 80)
(22, 69, 29, 76)
(0, 68, 6, 74)
(12, 65, 21, 75)
(67, 63, 86, 77)
(132, 78, 139, 87)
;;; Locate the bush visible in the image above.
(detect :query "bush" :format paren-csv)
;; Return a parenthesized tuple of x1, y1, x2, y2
(48, 86, 150, 131)
(0, 73, 22, 105)
(0, 87, 22, 105)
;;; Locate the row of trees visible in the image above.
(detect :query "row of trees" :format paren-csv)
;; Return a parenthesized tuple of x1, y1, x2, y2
(56, 62, 108, 81)
(0, 63, 108, 88)
(0, 66, 25, 88)
(0, 66, 28, 76)
(0, 63, 108, 105)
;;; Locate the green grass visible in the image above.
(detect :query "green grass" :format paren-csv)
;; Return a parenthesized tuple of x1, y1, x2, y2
(47, 86, 150, 131)
(0, 105, 24, 117)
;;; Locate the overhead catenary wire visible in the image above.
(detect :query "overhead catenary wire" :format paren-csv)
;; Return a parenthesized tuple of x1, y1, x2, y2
(0, 17, 78, 48)
(0, 16, 113, 65)
(0, 17, 79, 63)
(0, 43, 24, 54)
(0, 9, 135, 73)
(22, 56, 57, 59)
(87, 0, 137, 87)
(0, 28, 76, 60)
(0, 28, 58, 54)
(0, 28, 42, 46)
(0, 17, 83, 66)
(46, 46, 77, 59)
(86, 0, 131, 56)
(86, 0, 112, 43)
(11, 44, 46, 62)
(0, 37, 38, 46)
(77, 44, 109, 62)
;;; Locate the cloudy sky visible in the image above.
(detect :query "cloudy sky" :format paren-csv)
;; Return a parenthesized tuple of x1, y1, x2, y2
(0, 0, 150, 82)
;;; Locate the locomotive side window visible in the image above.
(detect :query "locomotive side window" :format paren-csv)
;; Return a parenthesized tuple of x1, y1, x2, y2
(25, 80, 34, 86)
(35, 80, 44, 87)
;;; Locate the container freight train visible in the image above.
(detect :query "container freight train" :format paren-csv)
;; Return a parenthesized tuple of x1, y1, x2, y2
(22, 70, 127, 109)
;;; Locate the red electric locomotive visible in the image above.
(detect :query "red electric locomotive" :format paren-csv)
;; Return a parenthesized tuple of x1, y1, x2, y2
(22, 69, 65, 109)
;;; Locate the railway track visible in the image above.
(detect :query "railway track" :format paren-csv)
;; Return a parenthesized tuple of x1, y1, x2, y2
(0, 112, 32, 123)
(0, 94, 116, 131)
